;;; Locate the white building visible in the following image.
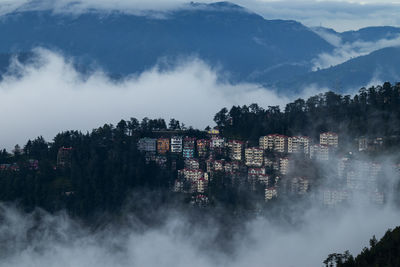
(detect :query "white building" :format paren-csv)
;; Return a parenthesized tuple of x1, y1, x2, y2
(279, 157, 291, 175)
(265, 187, 278, 201)
(210, 136, 225, 150)
(320, 132, 338, 148)
(288, 136, 310, 154)
(323, 189, 349, 206)
(245, 147, 264, 167)
(259, 134, 287, 153)
(184, 158, 200, 170)
(227, 140, 243, 161)
(338, 157, 351, 179)
(290, 177, 309, 195)
(310, 144, 329, 161)
(171, 136, 183, 153)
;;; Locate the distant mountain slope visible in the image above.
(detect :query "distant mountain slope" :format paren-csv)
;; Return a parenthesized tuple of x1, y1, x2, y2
(314, 26, 400, 44)
(0, 2, 333, 84)
(274, 46, 400, 92)
(341, 26, 400, 43)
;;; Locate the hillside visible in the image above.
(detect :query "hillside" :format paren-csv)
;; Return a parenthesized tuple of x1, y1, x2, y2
(325, 226, 400, 267)
(274, 46, 400, 93)
(0, 2, 332, 84)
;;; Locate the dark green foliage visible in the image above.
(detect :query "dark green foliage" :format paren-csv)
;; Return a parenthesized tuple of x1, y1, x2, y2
(215, 82, 400, 147)
(2, 82, 400, 219)
(325, 227, 400, 267)
(0, 119, 179, 218)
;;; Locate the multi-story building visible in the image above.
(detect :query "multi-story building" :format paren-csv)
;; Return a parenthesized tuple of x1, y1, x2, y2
(196, 139, 210, 157)
(264, 158, 280, 171)
(245, 147, 264, 167)
(265, 187, 278, 201)
(183, 137, 196, 158)
(184, 137, 196, 148)
(157, 138, 170, 154)
(290, 177, 309, 195)
(320, 132, 338, 148)
(258, 174, 269, 186)
(213, 160, 224, 171)
(184, 159, 200, 170)
(178, 168, 204, 182)
(210, 136, 225, 150)
(259, 134, 287, 153)
(137, 138, 157, 152)
(183, 148, 194, 159)
(358, 137, 369, 152)
(368, 190, 384, 205)
(310, 144, 329, 161)
(170, 136, 183, 153)
(323, 189, 349, 206)
(248, 167, 266, 177)
(279, 157, 290, 175)
(248, 168, 269, 189)
(227, 140, 243, 161)
(57, 147, 73, 167)
(288, 136, 310, 154)
(197, 177, 208, 193)
(338, 157, 351, 179)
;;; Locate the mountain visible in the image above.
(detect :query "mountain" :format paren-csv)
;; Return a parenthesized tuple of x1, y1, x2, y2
(1, 2, 400, 93)
(314, 26, 400, 44)
(341, 26, 400, 43)
(0, 1, 333, 84)
(274, 46, 400, 93)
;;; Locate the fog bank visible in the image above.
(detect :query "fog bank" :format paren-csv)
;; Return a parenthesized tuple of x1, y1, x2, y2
(0, 199, 399, 267)
(0, 48, 324, 150)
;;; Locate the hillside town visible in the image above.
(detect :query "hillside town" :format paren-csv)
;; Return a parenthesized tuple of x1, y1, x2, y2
(135, 129, 397, 206)
(0, 128, 397, 208)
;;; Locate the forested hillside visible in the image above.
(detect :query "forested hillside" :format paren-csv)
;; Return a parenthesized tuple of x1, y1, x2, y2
(1, 82, 400, 218)
(324, 226, 400, 267)
(215, 81, 400, 148)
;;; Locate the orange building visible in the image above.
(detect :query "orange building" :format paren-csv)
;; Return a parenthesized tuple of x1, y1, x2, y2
(157, 138, 170, 154)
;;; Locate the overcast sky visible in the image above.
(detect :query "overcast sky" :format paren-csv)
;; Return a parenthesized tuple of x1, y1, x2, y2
(1, 0, 400, 31)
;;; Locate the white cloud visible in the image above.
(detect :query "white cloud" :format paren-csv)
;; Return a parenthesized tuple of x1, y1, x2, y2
(1, 48, 326, 150)
(311, 33, 400, 70)
(1, 0, 400, 31)
(0, 195, 399, 267)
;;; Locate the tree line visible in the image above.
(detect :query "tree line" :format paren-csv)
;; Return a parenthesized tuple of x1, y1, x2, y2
(0, 82, 399, 218)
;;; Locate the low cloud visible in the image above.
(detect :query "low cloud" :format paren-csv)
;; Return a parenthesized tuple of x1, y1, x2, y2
(311, 29, 400, 70)
(0, 48, 327, 150)
(0, 193, 399, 266)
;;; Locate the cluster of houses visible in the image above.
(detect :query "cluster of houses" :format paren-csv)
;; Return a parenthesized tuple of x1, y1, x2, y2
(137, 129, 399, 206)
(0, 159, 39, 171)
(322, 157, 392, 206)
(0, 130, 396, 207)
(137, 130, 345, 203)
